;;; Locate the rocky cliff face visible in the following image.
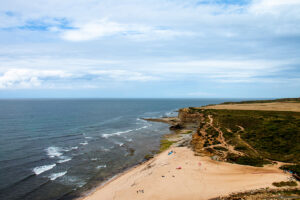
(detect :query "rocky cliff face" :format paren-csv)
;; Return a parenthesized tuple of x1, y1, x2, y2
(178, 108, 203, 123)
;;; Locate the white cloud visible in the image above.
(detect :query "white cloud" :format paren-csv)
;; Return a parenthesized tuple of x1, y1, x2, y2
(61, 20, 125, 41)
(0, 0, 300, 95)
(250, 0, 300, 14)
(0, 69, 71, 89)
(60, 19, 192, 41)
(2, 0, 300, 41)
(145, 60, 285, 74)
(90, 70, 158, 81)
(0, 54, 296, 89)
(0, 67, 159, 89)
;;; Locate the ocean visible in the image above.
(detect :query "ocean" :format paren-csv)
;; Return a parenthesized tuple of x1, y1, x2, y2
(0, 98, 241, 200)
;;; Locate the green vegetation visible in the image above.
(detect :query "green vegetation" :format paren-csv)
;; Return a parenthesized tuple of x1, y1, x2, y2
(212, 139, 221, 145)
(144, 154, 154, 160)
(206, 126, 219, 137)
(213, 146, 228, 151)
(203, 140, 210, 147)
(188, 107, 202, 113)
(226, 153, 270, 167)
(272, 181, 298, 187)
(219, 188, 300, 199)
(187, 98, 300, 167)
(234, 144, 248, 151)
(128, 148, 135, 156)
(201, 109, 300, 163)
(280, 165, 300, 177)
(182, 130, 192, 134)
(159, 139, 175, 152)
(206, 148, 214, 153)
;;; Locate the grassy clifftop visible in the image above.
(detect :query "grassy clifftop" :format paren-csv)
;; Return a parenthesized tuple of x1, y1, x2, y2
(178, 103, 300, 171)
(206, 109, 300, 163)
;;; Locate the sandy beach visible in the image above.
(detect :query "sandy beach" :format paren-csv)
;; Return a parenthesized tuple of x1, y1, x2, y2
(81, 146, 291, 200)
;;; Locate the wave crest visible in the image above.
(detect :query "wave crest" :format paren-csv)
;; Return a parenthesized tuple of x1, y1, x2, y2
(33, 164, 56, 175)
(102, 129, 133, 138)
(49, 171, 67, 180)
(46, 146, 63, 158)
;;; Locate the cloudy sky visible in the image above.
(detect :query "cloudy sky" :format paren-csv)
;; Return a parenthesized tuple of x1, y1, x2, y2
(0, 0, 299, 98)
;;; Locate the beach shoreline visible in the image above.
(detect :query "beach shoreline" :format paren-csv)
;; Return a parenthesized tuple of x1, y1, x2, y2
(76, 118, 175, 200)
(80, 145, 293, 200)
(79, 122, 296, 199)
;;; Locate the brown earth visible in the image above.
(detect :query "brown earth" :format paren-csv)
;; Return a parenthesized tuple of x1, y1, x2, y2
(202, 102, 300, 112)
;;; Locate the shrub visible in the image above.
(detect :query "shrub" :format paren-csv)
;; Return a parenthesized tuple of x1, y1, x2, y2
(234, 145, 248, 151)
(212, 139, 221, 145)
(159, 139, 175, 152)
(182, 130, 192, 134)
(280, 165, 300, 177)
(213, 146, 228, 151)
(144, 154, 154, 160)
(206, 148, 214, 153)
(226, 153, 270, 167)
(272, 181, 297, 187)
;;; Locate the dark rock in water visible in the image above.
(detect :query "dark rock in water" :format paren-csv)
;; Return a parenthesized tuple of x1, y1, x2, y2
(169, 123, 184, 130)
(144, 154, 154, 160)
(128, 148, 135, 156)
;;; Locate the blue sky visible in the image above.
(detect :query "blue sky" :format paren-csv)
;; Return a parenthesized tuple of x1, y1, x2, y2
(0, 0, 299, 98)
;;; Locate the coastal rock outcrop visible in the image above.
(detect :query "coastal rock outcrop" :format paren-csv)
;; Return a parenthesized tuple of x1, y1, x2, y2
(178, 107, 203, 123)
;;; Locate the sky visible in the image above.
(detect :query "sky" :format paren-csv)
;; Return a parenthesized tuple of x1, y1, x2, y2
(0, 0, 299, 98)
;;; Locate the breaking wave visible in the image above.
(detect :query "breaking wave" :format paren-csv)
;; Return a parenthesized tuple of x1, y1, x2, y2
(80, 141, 88, 145)
(135, 125, 148, 131)
(49, 171, 67, 181)
(57, 156, 72, 163)
(64, 146, 78, 152)
(33, 164, 56, 175)
(96, 165, 106, 169)
(102, 124, 150, 139)
(102, 129, 133, 138)
(46, 147, 63, 158)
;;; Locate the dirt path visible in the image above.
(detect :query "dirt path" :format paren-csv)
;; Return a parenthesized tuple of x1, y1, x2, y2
(207, 115, 243, 155)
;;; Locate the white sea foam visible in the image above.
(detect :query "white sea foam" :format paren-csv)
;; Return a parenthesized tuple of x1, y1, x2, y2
(135, 125, 148, 131)
(49, 171, 67, 180)
(114, 142, 124, 147)
(46, 146, 63, 158)
(80, 141, 88, 145)
(102, 129, 133, 138)
(126, 138, 133, 142)
(96, 165, 106, 169)
(85, 136, 92, 139)
(33, 164, 56, 175)
(57, 156, 72, 163)
(64, 176, 86, 188)
(64, 146, 78, 152)
(102, 148, 110, 152)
